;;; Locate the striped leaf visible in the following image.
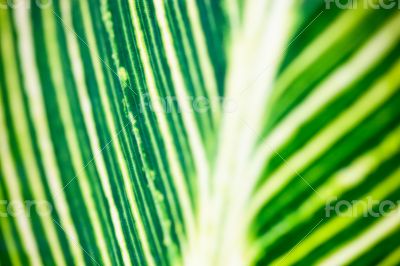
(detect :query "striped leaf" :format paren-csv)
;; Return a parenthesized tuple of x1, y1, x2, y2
(0, 0, 399, 265)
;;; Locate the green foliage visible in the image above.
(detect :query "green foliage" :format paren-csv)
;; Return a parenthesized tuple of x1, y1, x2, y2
(0, 0, 399, 265)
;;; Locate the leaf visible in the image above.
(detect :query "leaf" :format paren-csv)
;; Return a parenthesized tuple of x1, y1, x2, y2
(0, 0, 399, 265)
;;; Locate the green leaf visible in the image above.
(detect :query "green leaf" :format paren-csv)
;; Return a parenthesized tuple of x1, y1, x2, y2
(0, 0, 399, 265)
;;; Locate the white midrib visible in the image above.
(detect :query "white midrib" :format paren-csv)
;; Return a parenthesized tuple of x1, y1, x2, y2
(183, 1, 295, 265)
